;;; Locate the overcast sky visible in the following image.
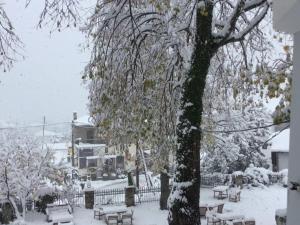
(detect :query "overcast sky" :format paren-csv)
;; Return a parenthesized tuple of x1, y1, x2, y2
(0, 1, 90, 125)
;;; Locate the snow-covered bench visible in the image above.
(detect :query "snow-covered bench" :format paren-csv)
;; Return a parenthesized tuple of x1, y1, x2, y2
(46, 203, 73, 225)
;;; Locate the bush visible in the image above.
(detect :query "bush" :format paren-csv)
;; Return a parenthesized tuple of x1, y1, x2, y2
(278, 169, 288, 187)
(1, 202, 15, 224)
(244, 164, 273, 186)
(35, 194, 56, 214)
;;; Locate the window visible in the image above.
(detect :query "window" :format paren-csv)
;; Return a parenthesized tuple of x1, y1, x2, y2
(87, 130, 94, 142)
(87, 159, 97, 168)
(79, 158, 87, 169)
(79, 148, 93, 157)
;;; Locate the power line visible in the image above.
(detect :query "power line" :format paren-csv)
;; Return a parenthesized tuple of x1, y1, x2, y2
(202, 120, 290, 134)
(0, 121, 98, 130)
(0, 119, 290, 134)
(0, 122, 71, 130)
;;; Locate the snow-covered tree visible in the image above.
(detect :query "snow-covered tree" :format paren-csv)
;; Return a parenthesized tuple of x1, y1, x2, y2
(0, 1, 272, 224)
(0, 3, 22, 72)
(200, 50, 273, 174)
(82, 1, 271, 224)
(201, 106, 271, 173)
(0, 130, 57, 220)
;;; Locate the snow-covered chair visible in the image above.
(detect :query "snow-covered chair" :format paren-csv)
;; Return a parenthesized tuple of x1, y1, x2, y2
(93, 204, 104, 220)
(231, 219, 244, 225)
(244, 218, 256, 225)
(217, 203, 224, 213)
(200, 206, 207, 217)
(105, 213, 119, 225)
(229, 188, 241, 202)
(121, 209, 134, 225)
(206, 208, 221, 225)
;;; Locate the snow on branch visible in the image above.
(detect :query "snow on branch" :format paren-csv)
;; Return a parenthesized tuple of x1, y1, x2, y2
(37, 0, 81, 30)
(213, 0, 270, 47)
(0, 4, 23, 72)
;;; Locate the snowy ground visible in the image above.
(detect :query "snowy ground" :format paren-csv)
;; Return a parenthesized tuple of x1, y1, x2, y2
(25, 203, 168, 225)
(200, 184, 287, 225)
(24, 184, 286, 225)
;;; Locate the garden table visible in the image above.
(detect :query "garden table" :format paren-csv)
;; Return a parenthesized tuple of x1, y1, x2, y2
(212, 185, 229, 199)
(101, 205, 128, 215)
(215, 212, 244, 225)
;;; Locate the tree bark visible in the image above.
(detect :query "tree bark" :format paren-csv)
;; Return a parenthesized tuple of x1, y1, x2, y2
(168, 3, 216, 225)
(160, 166, 170, 210)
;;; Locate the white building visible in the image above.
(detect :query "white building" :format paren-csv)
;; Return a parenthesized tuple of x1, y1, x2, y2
(270, 129, 290, 172)
(273, 1, 300, 224)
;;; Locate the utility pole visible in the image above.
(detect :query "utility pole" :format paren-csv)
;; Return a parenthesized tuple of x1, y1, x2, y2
(42, 116, 46, 150)
(135, 140, 140, 189)
(71, 112, 77, 167)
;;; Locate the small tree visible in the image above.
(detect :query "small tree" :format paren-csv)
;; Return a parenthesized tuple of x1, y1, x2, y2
(0, 130, 57, 220)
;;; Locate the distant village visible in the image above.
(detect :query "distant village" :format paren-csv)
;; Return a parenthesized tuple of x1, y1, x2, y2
(39, 113, 154, 182)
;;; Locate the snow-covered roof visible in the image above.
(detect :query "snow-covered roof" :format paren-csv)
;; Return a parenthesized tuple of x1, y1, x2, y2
(86, 156, 100, 160)
(74, 115, 94, 127)
(270, 129, 290, 153)
(75, 143, 106, 149)
(103, 155, 117, 159)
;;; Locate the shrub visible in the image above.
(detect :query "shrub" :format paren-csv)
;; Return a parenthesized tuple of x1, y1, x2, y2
(35, 194, 56, 214)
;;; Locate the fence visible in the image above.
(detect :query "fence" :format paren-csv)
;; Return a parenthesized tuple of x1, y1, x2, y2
(26, 185, 161, 209)
(200, 173, 285, 187)
(135, 186, 161, 203)
(94, 185, 161, 205)
(94, 188, 125, 205)
(200, 174, 229, 187)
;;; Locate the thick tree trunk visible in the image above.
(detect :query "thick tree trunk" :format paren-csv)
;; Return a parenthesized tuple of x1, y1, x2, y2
(168, 3, 216, 225)
(160, 167, 170, 210)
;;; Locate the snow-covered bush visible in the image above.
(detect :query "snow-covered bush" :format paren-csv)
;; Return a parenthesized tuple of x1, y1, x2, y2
(278, 169, 288, 187)
(244, 164, 273, 186)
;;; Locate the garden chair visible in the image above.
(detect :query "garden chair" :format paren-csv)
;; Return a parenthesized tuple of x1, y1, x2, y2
(229, 190, 241, 202)
(105, 213, 119, 225)
(121, 209, 134, 225)
(217, 203, 224, 213)
(230, 219, 244, 225)
(93, 206, 104, 220)
(206, 210, 221, 225)
(199, 206, 207, 217)
(244, 219, 256, 225)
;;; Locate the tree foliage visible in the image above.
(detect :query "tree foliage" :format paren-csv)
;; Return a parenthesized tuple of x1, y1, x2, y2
(0, 130, 58, 220)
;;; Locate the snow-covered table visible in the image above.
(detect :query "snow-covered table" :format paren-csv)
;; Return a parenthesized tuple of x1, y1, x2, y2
(94, 205, 128, 220)
(51, 211, 74, 223)
(215, 212, 244, 224)
(101, 205, 128, 214)
(199, 202, 219, 208)
(46, 203, 74, 224)
(212, 185, 229, 199)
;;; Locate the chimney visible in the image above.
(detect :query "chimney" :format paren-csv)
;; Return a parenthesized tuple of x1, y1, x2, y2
(73, 112, 77, 121)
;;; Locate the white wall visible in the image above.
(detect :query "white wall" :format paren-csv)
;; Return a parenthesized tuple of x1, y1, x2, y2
(287, 31, 300, 225)
(278, 153, 289, 171)
(273, 0, 300, 33)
